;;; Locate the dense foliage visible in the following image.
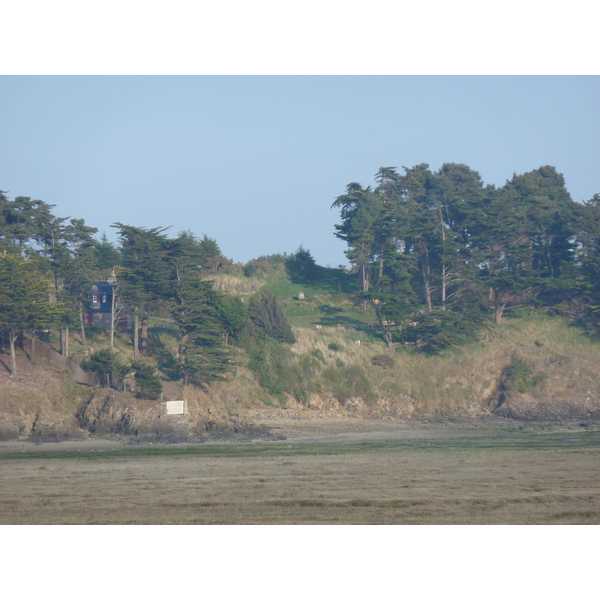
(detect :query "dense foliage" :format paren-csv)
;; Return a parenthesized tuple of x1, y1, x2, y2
(332, 164, 600, 348)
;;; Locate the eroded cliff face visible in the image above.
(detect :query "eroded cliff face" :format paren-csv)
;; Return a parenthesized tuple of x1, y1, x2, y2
(76, 382, 274, 443)
(0, 351, 275, 443)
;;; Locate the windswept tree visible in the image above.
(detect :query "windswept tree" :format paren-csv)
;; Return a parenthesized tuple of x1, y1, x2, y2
(577, 194, 600, 330)
(429, 163, 487, 310)
(48, 217, 99, 354)
(503, 166, 580, 312)
(0, 252, 62, 376)
(332, 183, 383, 294)
(113, 223, 172, 357)
(333, 163, 586, 339)
(171, 272, 234, 387)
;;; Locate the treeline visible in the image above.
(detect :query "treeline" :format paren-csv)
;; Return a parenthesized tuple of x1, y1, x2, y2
(0, 192, 295, 392)
(1, 162, 599, 394)
(332, 164, 600, 350)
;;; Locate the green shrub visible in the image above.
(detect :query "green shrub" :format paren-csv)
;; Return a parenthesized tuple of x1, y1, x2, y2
(371, 354, 396, 369)
(131, 360, 163, 400)
(81, 348, 129, 390)
(243, 337, 309, 404)
(501, 358, 547, 395)
(322, 364, 375, 405)
(312, 349, 325, 363)
(246, 292, 295, 344)
(285, 246, 319, 283)
(327, 342, 341, 352)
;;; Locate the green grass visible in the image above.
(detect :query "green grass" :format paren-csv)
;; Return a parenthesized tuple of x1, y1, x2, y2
(261, 265, 354, 297)
(3, 430, 599, 461)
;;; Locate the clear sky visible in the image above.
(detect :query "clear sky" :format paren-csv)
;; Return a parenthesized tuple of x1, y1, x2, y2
(1, 75, 599, 267)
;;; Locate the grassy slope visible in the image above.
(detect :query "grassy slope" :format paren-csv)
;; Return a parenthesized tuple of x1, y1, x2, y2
(2, 264, 600, 440)
(170, 265, 600, 420)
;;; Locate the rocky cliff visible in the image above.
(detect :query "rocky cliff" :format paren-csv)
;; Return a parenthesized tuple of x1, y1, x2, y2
(2, 317, 600, 443)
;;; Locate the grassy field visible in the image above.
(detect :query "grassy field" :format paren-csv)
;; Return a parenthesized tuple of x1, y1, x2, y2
(2, 430, 599, 524)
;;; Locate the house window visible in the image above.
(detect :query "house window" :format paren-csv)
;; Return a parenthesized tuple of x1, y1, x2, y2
(102, 293, 107, 303)
(92, 294, 98, 303)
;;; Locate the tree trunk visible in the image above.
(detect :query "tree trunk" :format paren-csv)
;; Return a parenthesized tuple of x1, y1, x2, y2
(441, 263, 447, 311)
(141, 308, 149, 356)
(65, 327, 69, 357)
(110, 292, 115, 348)
(495, 305, 505, 326)
(372, 301, 393, 348)
(79, 302, 87, 346)
(421, 258, 433, 313)
(133, 313, 140, 361)
(9, 329, 18, 377)
(418, 240, 433, 312)
(360, 263, 369, 293)
(424, 273, 433, 313)
(31, 331, 36, 364)
(493, 289, 506, 326)
(360, 263, 369, 312)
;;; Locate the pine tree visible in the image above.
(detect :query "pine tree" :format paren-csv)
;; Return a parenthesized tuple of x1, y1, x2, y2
(113, 223, 172, 357)
(0, 252, 62, 376)
(172, 273, 234, 387)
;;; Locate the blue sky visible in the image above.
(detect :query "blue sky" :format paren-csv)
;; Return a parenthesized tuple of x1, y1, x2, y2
(1, 75, 599, 267)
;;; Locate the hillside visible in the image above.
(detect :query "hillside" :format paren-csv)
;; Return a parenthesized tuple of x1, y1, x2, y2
(2, 267, 600, 443)
(2, 164, 600, 443)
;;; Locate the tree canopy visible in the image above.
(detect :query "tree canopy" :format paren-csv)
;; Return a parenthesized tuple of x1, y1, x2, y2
(1, 160, 598, 392)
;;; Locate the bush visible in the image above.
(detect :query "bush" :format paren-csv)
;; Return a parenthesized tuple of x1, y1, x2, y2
(246, 292, 295, 344)
(371, 354, 396, 369)
(322, 364, 375, 405)
(243, 337, 309, 404)
(285, 246, 319, 283)
(82, 348, 129, 390)
(244, 260, 271, 278)
(327, 342, 341, 352)
(501, 358, 547, 395)
(401, 307, 488, 353)
(312, 349, 325, 363)
(131, 360, 163, 400)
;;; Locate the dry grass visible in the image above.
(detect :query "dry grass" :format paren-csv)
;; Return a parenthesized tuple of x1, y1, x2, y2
(285, 316, 600, 418)
(205, 273, 263, 296)
(1, 432, 599, 524)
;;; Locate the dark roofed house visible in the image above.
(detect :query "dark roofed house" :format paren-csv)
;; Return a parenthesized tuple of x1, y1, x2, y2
(85, 277, 133, 330)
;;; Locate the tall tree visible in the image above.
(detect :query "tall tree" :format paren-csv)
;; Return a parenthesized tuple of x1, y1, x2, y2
(113, 223, 172, 356)
(0, 252, 62, 376)
(49, 218, 99, 354)
(429, 163, 487, 310)
(577, 194, 600, 331)
(171, 272, 234, 387)
(506, 166, 579, 312)
(465, 184, 537, 325)
(93, 233, 122, 271)
(332, 183, 382, 296)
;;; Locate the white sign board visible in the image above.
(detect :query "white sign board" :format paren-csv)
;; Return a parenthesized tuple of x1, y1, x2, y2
(166, 400, 187, 415)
